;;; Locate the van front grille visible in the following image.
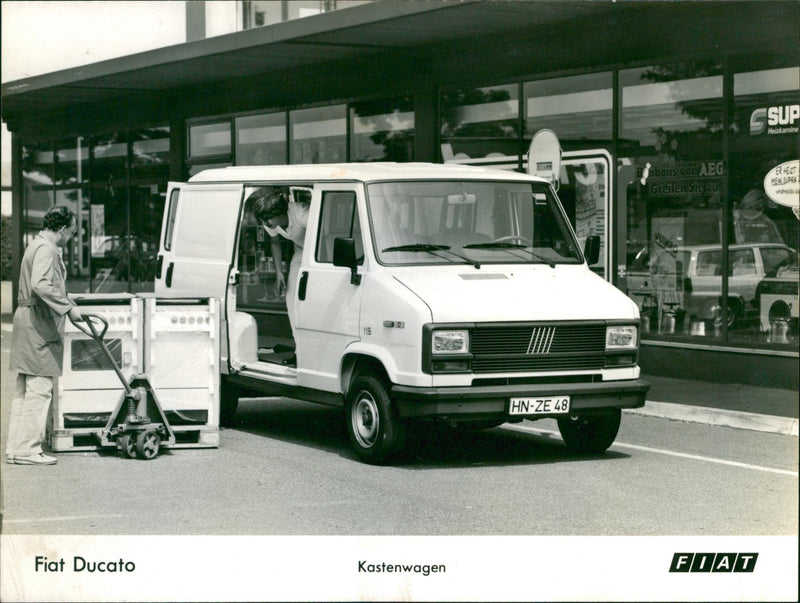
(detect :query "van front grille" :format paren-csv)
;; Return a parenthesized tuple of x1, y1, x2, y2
(470, 322, 607, 373)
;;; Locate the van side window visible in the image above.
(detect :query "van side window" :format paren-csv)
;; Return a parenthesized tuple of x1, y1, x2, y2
(316, 191, 363, 264)
(163, 189, 180, 251)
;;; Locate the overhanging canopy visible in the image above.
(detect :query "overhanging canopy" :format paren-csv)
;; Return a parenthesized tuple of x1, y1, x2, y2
(2, 0, 796, 133)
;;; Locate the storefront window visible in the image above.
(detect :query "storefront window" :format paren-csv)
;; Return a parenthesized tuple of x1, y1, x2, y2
(235, 112, 287, 165)
(620, 61, 725, 340)
(56, 137, 90, 291)
(18, 130, 171, 296)
(440, 83, 519, 163)
(189, 120, 232, 158)
(129, 126, 171, 293)
(524, 72, 613, 151)
(290, 104, 346, 164)
(524, 73, 614, 278)
(90, 133, 129, 293)
(350, 97, 414, 162)
(285, 0, 370, 20)
(20, 142, 54, 248)
(729, 56, 799, 349)
(243, 1, 371, 29)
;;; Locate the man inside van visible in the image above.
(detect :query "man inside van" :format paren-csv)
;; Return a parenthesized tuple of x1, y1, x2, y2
(251, 188, 309, 367)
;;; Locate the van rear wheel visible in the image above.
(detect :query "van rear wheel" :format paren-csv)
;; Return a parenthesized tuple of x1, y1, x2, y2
(219, 378, 241, 427)
(557, 409, 621, 454)
(346, 375, 406, 464)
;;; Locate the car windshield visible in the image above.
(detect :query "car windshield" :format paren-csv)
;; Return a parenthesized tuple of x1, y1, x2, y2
(366, 180, 582, 266)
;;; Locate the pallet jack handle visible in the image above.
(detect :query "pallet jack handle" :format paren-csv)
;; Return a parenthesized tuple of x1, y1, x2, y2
(69, 313, 136, 398)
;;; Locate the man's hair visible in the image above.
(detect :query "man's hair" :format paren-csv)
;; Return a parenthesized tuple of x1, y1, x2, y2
(43, 205, 75, 232)
(250, 188, 288, 223)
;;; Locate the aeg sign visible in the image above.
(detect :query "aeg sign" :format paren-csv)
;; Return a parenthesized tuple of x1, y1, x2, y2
(750, 105, 800, 135)
(669, 552, 758, 573)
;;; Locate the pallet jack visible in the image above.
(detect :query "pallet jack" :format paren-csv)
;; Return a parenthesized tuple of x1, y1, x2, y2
(71, 313, 175, 459)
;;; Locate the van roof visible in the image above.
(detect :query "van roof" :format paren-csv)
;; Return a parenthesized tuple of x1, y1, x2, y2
(187, 162, 549, 184)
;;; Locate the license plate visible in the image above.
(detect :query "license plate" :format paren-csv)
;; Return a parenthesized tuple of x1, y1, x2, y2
(509, 396, 570, 415)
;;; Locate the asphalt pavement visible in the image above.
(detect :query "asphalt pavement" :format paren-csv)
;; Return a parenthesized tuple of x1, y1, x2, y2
(1, 281, 797, 437)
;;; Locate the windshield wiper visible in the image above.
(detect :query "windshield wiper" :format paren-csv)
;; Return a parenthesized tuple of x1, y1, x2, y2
(463, 242, 555, 268)
(463, 242, 524, 249)
(382, 243, 481, 269)
(382, 243, 450, 252)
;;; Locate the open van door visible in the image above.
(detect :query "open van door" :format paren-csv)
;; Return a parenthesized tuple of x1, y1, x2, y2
(155, 182, 244, 298)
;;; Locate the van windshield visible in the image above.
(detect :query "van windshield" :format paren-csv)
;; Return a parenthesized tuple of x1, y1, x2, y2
(366, 180, 582, 266)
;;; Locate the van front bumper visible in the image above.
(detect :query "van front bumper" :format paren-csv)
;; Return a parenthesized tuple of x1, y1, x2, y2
(391, 379, 649, 419)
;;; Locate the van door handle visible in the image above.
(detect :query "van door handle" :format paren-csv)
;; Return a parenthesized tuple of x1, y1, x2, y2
(165, 262, 174, 287)
(298, 271, 309, 300)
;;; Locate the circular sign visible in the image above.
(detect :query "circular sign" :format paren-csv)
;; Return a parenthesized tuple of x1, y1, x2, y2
(527, 129, 561, 186)
(764, 160, 799, 218)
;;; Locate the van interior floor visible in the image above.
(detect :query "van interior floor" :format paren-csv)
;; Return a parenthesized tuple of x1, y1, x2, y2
(257, 337, 295, 365)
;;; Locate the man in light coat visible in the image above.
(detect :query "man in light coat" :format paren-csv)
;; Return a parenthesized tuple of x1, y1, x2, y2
(6, 205, 84, 465)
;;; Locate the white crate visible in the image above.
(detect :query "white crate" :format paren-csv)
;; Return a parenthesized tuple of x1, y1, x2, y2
(49, 295, 144, 448)
(141, 295, 221, 430)
(47, 294, 221, 452)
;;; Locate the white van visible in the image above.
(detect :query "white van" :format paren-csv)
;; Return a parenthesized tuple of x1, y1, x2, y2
(155, 162, 648, 463)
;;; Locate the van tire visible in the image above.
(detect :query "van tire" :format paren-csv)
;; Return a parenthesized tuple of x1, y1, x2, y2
(346, 375, 406, 464)
(557, 409, 621, 454)
(219, 378, 241, 427)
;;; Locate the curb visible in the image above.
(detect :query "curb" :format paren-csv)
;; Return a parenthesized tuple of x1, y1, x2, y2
(626, 400, 799, 437)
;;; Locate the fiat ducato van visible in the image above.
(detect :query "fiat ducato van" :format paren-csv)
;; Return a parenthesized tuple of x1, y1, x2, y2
(155, 163, 649, 463)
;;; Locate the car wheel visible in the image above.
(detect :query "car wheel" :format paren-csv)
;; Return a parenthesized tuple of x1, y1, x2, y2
(346, 375, 406, 465)
(557, 409, 621, 454)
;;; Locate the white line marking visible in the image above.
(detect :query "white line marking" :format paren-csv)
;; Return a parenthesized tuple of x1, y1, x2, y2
(501, 423, 799, 477)
(3, 514, 124, 525)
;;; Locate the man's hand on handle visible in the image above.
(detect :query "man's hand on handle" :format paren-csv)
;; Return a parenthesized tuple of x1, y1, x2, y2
(68, 306, 85, 322)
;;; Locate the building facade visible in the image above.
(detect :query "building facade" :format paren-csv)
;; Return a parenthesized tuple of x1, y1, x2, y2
(2, 1, 798, 388)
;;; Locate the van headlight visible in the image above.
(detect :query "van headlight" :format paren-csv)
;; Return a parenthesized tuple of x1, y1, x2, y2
(606, 326, 637, 350)
(432, 330, 470, 354)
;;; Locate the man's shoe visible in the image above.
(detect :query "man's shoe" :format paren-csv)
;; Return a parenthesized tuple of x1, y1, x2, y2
(14, 453, 57, 465)
(282, 353, 297, 367)
(6, 455, 15, 464)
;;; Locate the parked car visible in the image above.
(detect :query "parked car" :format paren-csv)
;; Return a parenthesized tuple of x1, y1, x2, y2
(755, 250, 799, 334)
(637, 243, 795, 327)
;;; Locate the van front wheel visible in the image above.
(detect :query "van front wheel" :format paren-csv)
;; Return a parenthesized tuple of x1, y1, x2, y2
(557, 409, 621, 454)
(346, 375, 406, 464)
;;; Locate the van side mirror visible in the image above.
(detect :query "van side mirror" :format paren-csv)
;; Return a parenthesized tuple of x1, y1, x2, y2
(583, 235, 601, 266)
(333, 237, 361, 285)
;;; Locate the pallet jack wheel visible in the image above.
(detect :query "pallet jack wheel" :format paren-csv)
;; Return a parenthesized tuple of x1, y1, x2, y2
(135, 430, 161, 460)
(118, 434, 137, 459)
